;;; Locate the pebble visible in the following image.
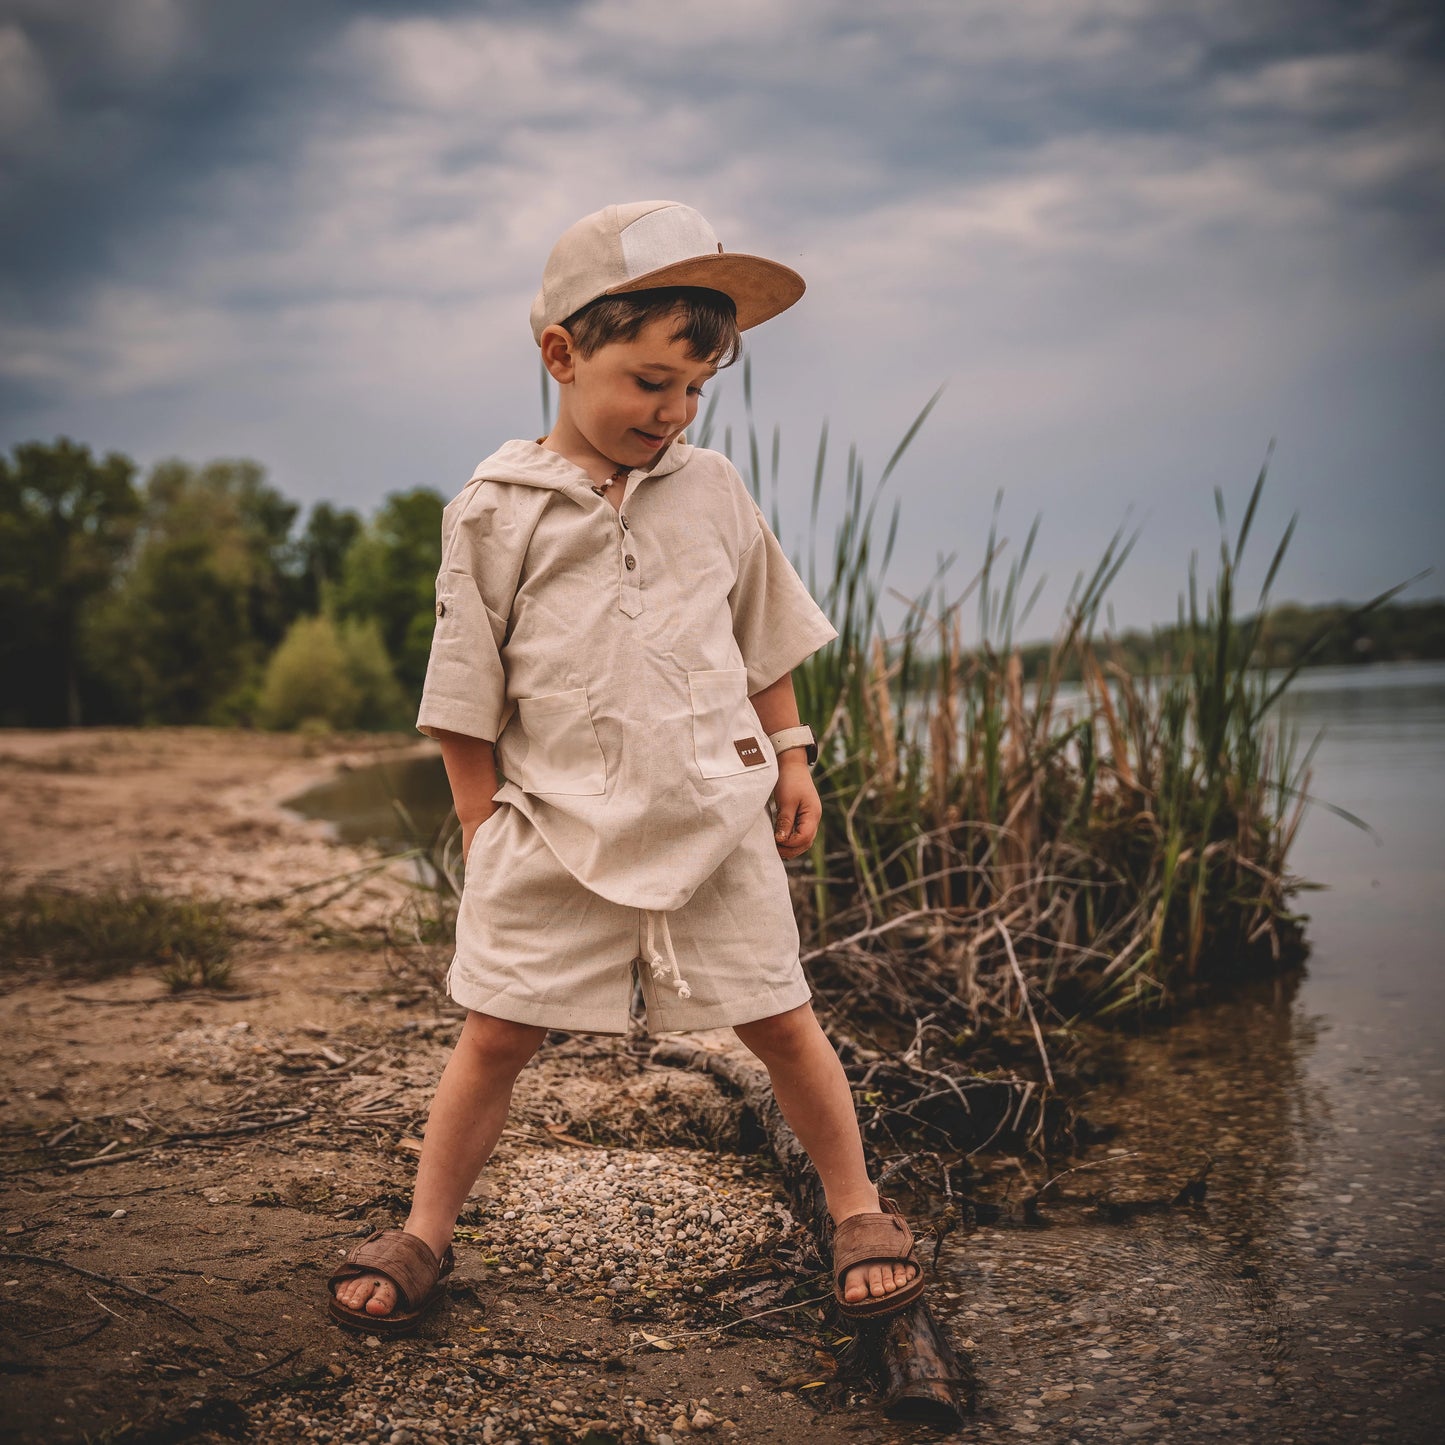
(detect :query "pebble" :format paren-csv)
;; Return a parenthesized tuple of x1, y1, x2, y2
(443, 1146, 780, 1297)
(238, 1144, 792, 1443)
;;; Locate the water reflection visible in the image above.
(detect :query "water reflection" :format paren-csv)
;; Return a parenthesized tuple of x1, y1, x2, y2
(284, 751, 454, 853)
(944, 662, 1445, 1441)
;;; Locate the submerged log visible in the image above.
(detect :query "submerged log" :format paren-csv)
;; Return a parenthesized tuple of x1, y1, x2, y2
(651, 1036, 972, 1424)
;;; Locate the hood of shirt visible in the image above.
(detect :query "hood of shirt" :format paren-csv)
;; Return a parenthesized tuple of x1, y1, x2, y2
(466, 436, 694, 506)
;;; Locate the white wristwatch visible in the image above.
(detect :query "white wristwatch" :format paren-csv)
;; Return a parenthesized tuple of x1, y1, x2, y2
(768, 725, 818, 766)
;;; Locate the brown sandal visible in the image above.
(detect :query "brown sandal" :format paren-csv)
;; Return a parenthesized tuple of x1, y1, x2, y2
(327, 1229, 456, 1337)
(830, 1198, 926, 1320)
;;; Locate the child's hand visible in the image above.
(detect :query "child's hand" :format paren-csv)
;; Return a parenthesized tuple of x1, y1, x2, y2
(460, 806, 498, 865)
(773, 757, 821, 859)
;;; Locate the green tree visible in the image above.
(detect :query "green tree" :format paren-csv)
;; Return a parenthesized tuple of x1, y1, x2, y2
(256, 614, 406, 731)
(294, 501, 363, 616)
(334, 487, 444, 695)
(339, 617, 409, 729)
(112, 458, 294, 724)
(0, 438, 140, 726)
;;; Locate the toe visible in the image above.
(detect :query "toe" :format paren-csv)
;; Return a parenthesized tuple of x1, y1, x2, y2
(840, 1257, 920, 1305)
(334, 1278, 366, 1309)
(365, 1279, 398, 1316)
(333, 1272, 398, 1318)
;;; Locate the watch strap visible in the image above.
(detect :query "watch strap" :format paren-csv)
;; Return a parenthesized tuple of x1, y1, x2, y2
(768, 725, 818, 765)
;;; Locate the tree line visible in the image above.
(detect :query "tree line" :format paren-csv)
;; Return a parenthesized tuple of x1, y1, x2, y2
(5, 437, 1439, 732)
(1015, 596, 1445, 681)
(0, 438, 443, 730)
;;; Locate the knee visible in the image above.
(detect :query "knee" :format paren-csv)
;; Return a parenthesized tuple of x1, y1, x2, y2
(458, 1011, 546, 1074)
(733, 1003, 819, 1062)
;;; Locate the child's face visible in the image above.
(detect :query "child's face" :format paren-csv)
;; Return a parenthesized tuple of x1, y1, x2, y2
(545, 313, 718, 475)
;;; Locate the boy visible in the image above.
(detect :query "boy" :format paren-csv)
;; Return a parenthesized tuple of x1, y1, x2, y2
(328, 201, 924, 1334)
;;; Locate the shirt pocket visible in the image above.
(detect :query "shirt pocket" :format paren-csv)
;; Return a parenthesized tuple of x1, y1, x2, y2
(689, 668, 771, 780)
(516, 688, 607, 795)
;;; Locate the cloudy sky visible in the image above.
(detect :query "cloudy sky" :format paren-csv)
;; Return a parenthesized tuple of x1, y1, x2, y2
(2, 0, 1442, 632)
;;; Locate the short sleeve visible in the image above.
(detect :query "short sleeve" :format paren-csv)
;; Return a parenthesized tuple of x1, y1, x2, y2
(729, 504, 838, 694)
(415, 501, 508, 743)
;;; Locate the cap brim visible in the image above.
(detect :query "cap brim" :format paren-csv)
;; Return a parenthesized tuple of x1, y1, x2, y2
(602, 252, 805, 331)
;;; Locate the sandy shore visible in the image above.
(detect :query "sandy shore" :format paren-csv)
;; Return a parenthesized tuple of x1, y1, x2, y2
(0, 729, 893, 1445)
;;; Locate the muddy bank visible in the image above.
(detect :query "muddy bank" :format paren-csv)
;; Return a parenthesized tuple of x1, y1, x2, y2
(2, 727, 1440, 1443)
(0, 731, 933, 1444)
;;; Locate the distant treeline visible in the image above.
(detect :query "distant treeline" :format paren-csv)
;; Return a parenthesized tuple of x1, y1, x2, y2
(1, 438, 443, 729)
(2, 438, 1439, 730)
(1016, 597, 1445, 680)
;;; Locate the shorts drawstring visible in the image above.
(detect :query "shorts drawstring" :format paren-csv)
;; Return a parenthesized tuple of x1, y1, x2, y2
(644, 910, 692, 1000)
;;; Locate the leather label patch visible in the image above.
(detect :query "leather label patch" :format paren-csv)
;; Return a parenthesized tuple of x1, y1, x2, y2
(734, 737, 766, 767)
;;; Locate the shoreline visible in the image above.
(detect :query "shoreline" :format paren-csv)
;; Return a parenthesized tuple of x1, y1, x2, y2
(0, 727, 886, 1444)
(3, 724, 1439, 1442)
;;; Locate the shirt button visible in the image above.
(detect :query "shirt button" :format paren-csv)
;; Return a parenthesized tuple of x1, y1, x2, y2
(435, 600, 447, 618)
(620, 514, 630, 530)
(624, 554, 637, 571)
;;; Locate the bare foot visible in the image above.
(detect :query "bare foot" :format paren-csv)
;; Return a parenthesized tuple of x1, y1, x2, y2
(841, 1256, 919, 1305)
(332, 1271, 400, 1318)
(832, 1201, 921, 1306)
(331, 1227, 451, 1321)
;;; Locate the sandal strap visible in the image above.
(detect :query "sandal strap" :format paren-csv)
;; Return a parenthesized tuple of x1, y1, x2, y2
(831, 1200, 917, 1287)
(333, 1230, 446, 1309)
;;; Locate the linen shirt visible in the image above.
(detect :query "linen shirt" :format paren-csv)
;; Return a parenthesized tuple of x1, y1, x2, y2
(416, 437, 838, 912)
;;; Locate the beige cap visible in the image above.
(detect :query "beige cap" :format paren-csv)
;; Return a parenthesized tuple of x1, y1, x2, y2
(530, 200, 805, 344)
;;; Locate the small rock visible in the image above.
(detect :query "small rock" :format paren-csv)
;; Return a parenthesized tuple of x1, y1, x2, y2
(691, 1407, 717, 1431)
(110, 1209, 127, 1220)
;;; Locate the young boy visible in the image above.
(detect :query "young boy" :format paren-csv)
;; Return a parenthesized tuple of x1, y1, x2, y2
(328, 201, 925, 1334)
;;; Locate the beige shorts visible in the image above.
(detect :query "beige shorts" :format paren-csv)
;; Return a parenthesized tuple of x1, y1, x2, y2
(447, 803, 811, 1034)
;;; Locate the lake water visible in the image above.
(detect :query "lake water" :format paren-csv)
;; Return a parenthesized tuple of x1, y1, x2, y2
(285, 661, 1444, 1440)
(939, 661, 1445, 1441)
(284, 750, 457, 854)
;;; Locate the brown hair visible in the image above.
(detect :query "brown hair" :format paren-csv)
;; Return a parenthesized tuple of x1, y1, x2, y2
(562, 286, 741, 367)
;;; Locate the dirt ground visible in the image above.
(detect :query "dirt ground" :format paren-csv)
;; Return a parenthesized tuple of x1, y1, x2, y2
(0, 730, 946, 1444)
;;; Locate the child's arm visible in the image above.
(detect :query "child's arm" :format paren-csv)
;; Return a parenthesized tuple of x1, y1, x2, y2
(749, 671, 821, 860)
(433, 729, 500, 862)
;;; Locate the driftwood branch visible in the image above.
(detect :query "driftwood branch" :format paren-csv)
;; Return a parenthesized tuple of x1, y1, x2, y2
(0, 1251, 201, 1328)
(58, 1108, 311, 1172)
(651, 1038, 971, 1425)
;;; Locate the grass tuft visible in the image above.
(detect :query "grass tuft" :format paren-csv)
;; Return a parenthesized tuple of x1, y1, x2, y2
(0, 881, 236, 991)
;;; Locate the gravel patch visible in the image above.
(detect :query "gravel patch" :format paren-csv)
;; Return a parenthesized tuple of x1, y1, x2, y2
(245, 1146, 824, 1445)
(455, 1147, 796, 1300)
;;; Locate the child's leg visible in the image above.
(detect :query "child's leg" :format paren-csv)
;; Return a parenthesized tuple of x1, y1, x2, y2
(732, 1003, 918, 1307)
(333, 1010, 546, 1319)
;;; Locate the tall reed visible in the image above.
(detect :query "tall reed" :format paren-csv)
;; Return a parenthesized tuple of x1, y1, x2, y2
(717, 388, 1337, 1080)
(519, 369, 1372, 1127)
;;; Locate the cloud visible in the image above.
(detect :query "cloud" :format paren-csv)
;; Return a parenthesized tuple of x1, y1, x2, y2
(0, 0, 1441, 624)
